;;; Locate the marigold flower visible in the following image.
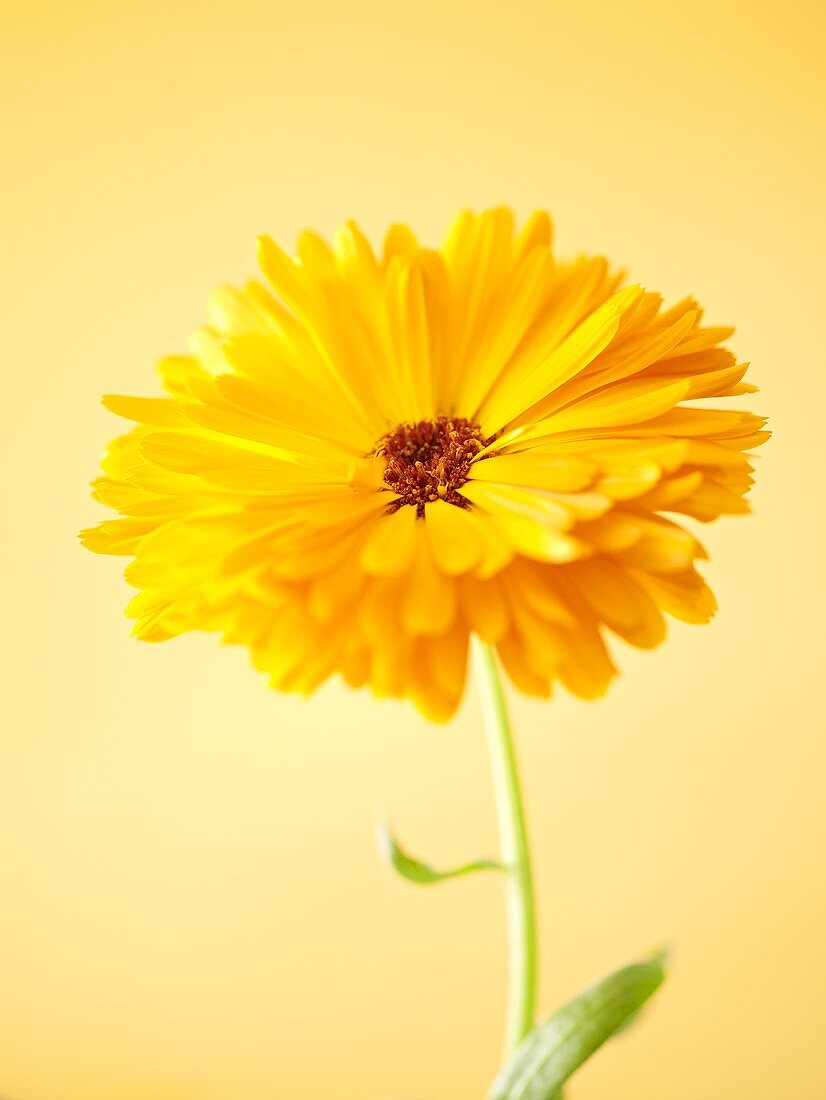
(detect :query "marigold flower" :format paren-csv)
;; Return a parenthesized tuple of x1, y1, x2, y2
(82, 208, 767, 720)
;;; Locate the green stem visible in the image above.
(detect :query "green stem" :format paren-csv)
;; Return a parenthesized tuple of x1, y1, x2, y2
(472, 637, 538, 1060)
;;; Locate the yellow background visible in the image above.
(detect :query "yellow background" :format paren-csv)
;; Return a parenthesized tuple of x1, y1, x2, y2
(2, 1, 824, 1097)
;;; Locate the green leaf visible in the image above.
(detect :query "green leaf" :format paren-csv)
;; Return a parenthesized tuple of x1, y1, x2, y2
(488, 951, 667, 1100)
(376, 817, 503, 885)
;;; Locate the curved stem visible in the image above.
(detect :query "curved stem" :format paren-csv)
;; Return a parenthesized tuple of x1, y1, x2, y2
(472, 637, 538, 1060)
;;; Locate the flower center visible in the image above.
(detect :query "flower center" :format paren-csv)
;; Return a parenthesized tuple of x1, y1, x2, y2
(375, 416, 489, 515)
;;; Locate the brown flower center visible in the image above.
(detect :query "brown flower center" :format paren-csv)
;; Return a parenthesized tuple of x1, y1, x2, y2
(375, 416, 490, 515)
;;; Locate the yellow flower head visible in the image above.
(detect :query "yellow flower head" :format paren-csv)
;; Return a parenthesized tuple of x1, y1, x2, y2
(82, 208, 767, 721)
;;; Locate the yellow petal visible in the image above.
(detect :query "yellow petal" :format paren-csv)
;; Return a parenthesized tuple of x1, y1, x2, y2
(516, 377, 691, 442)
(424, 500, 483, 575)
(488, 512, 588, 564)
(568, 558, 666, 649)
(468, 452, 595, 493)
(402, 526, 458, 635)
(633, 568, 717, 624)
(360, 504, 419, 576)
(383, 223, 420, 265)
(460, 481, 575, 529)
(102, 394, 189, 428)
(459, 574, 509, 641)
(480, 286, 641, 435)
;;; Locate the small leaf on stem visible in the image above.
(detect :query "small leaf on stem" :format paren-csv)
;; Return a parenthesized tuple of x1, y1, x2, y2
(377, 816, 504, 885)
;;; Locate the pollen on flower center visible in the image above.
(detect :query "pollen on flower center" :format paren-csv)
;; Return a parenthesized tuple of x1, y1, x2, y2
(375, 416, 489, 515)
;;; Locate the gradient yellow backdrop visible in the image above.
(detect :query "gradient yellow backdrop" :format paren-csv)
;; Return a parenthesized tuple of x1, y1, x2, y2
(2, 1, 824, 1097)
